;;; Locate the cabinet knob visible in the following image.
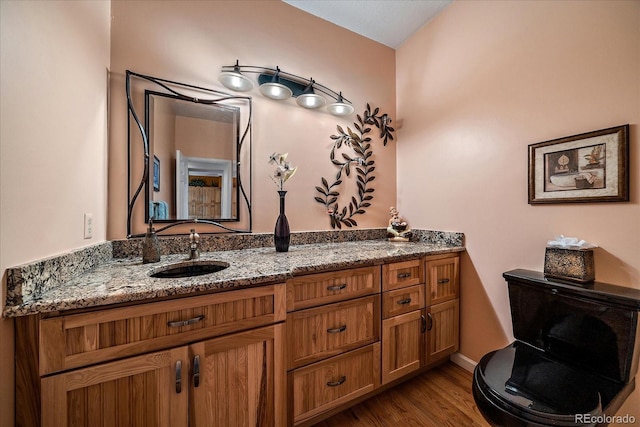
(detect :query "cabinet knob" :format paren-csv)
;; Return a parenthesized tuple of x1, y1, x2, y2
(327, 376, 347, 387)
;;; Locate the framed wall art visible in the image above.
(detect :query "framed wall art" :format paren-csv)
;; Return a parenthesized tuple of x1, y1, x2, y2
(153, 155, 160, 192)
(528, 124, 629, 204)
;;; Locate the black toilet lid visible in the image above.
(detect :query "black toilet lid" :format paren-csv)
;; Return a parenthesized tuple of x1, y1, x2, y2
(475, 342, 617, 425)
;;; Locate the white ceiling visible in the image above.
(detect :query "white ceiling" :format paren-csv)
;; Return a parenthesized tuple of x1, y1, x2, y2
(282, 0, 452, 49)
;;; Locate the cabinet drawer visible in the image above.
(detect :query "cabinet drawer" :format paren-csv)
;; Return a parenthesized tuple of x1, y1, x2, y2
(425, 255, 459, 305)
(39, 284, 286, 375)
(382, 284, 425, 319)
(286, 266, 380, 312)
(288, 295, 379, 369)
(382, 259, 423, 291)
(290, 343, 380, 425)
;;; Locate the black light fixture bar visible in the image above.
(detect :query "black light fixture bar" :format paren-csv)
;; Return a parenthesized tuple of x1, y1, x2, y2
(220, 64, 352, 104)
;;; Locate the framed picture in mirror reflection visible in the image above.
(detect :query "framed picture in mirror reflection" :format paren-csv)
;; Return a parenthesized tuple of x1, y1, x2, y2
(153, 155, 160, 192)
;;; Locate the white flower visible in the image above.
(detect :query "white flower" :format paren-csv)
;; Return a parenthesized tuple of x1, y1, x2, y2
(269, 152, 297, 190)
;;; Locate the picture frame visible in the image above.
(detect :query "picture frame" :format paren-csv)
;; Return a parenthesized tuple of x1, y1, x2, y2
(528, 124, 629, 204)
(153, 155, 160, 192)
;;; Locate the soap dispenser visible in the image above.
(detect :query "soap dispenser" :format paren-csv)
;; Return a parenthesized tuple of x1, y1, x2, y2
(143, 220, 161, 264)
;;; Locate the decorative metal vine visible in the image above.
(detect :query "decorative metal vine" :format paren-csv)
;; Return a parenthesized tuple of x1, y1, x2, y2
(314, 104, 395, 229)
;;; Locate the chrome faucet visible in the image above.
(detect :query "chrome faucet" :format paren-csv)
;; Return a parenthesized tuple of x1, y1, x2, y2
(188, 229, 200, 260)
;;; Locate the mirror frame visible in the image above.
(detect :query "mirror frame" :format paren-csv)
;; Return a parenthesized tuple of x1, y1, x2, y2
(126, 70, 252, 237)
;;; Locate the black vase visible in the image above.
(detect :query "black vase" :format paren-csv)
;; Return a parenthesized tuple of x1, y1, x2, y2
(274, 190, 290, 252)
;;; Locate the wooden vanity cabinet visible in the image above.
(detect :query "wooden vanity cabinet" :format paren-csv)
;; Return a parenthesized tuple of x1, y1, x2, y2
(381, 259, 425, 385)
(424, 254, 460, 364)
(17, 284, 287, 427)
(17, 253, 461, 427)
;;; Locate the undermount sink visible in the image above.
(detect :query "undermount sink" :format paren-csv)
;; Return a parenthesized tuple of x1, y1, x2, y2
(149, 260, 230, 279)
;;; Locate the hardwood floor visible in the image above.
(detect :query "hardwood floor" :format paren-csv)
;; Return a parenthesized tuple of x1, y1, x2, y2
(313, 362, 491, 427)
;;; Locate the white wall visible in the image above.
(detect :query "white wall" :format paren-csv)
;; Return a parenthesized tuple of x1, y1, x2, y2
(0, 1, 111, 425)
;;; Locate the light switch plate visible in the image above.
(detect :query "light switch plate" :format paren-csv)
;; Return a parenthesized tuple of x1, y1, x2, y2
(84, 213, 93, 239)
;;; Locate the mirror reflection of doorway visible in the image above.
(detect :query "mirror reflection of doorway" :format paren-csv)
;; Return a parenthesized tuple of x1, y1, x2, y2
(176, 150, 234, 219)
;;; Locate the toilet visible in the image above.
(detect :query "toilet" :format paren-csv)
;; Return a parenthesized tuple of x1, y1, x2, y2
(473, 269, 640, 426)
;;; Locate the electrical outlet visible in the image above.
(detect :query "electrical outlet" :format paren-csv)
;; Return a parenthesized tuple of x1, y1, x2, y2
(84, 213, 93, 239)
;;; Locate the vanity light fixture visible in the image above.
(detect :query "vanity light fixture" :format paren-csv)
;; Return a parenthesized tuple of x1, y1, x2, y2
(296, 79, 326, 109)
(217, 60, 254, 92)
(258, 67, 293, 100)
(219, 61, 353, 116)
(327, 92, 355, 116)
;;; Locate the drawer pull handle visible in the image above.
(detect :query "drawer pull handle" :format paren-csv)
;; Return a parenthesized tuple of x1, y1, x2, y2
(327, 376, 347, 387)
(327, 284, 347, 291)
(421, 315, 427, 333)
(175, 360, 182, 394)
(437, 278, 450, 284)
(397, 273, 412, 279)
(167, 315, 205, 328)
(327, 325, 347, 334)
(193, 355, 200, 388)
(397, 298, 412, 305)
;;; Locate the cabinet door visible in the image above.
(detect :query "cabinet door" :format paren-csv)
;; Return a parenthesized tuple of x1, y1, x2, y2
(382, 310, 424, 384)
(41, 347, 189, 427)
(190, 323, 285, 427)
(425, 256, 459, 305)
(425, 300, 459, 364)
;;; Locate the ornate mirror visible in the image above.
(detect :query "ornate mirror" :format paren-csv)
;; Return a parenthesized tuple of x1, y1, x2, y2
(126, 71, 252, 237)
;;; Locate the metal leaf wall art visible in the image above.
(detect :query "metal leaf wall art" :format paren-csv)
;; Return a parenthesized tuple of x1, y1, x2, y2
(314, 104, 395, 229)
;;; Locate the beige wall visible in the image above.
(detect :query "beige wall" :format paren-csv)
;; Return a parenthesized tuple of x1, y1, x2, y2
(109, 0, 397, 238)
(397, 0, 640, 419)
(0, 1, 111, 425)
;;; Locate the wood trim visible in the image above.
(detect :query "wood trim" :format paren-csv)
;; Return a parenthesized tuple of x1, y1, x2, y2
(274, 322, 287, 427)
(423, 252, 460, 262)
(15, 315, 41, 427)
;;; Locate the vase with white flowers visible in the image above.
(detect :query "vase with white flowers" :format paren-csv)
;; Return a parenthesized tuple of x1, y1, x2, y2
(269, 153, 297, 252)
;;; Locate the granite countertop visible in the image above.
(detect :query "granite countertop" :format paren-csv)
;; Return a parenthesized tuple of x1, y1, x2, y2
(3, 240, 463, 317)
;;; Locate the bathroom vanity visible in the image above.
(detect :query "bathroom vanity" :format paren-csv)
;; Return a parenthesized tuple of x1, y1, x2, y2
(5, 236, 463, 427)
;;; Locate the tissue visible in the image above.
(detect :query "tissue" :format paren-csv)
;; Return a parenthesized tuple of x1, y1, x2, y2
(546, 235, 598, 249)
(544, 235, 596, 283)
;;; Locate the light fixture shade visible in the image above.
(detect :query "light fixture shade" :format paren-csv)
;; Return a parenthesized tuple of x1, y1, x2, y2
(259, 82, 293, 100)
(218, 71, 254, 92)
(327, 100, 355, 116)
(297, 93, 326, 109)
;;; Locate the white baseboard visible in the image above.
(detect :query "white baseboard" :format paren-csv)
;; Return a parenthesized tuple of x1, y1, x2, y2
(450, 352, 477, 373)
